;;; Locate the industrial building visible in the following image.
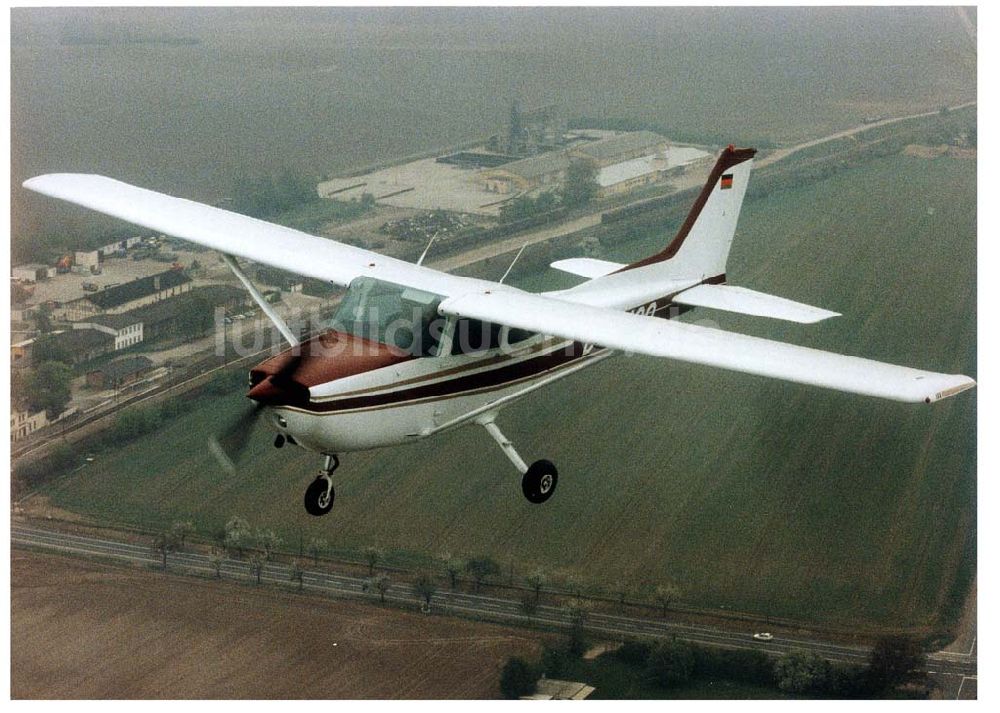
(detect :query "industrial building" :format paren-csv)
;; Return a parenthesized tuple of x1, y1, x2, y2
(573, 130, 669, 166)
(41, 328, 117, 365)
(12, 264, 56, 283)
(489, 102, 567, 157)
(86, 356, 156, 391)
(123, 284, 248, 342)
(61, 269, 192, 320)
(481, 152, 573, 195)
(72, 314, 145, 350)
(479, 130, 672, 197)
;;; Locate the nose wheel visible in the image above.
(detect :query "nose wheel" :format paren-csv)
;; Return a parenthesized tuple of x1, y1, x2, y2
(304, 454, 338, 517)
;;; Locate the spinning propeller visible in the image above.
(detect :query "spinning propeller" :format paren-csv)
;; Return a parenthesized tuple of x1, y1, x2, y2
(208, 400, 267, 475)
(208, 354, 304, 475)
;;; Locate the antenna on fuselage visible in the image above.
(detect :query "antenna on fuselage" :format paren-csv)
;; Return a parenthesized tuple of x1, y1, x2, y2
(499, 243, 529, 285)
(415, 232, 440, 267)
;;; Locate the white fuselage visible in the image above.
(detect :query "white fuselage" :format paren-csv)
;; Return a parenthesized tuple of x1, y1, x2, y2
(268, 335, 612, 454)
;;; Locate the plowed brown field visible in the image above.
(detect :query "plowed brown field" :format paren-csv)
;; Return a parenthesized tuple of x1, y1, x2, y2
(11, 551, 543, 699)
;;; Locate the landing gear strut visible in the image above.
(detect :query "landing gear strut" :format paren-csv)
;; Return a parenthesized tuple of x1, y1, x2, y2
(304, 453, 339, 516)
(477, 414, 558, 504)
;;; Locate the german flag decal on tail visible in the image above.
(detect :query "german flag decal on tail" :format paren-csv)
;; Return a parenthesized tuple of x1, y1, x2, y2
(720, 173, 734, 190)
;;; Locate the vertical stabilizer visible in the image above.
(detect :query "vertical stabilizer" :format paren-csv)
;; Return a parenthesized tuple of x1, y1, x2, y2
(561, 145, 756, 306)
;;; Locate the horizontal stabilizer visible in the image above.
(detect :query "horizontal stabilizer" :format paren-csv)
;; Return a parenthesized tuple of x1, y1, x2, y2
(674, 284, 840, 324)
(550, 258, 625, 279)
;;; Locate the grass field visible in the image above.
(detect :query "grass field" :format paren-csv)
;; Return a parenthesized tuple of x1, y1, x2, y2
(11, 551, 542, 698)
(43, 152, 976, 632)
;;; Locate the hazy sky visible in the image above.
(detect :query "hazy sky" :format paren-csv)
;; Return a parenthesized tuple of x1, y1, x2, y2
(10, 6, 975, 252)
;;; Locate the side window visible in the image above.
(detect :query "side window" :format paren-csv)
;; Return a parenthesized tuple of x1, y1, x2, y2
(451, 318, 503, 355)
(505, 327, 536, 346)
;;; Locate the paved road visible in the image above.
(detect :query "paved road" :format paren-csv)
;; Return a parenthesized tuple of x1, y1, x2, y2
(756, 101, 977, 168)
(12, 524, 976, 679)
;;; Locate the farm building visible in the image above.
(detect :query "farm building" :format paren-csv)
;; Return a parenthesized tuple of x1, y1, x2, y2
(86, 356, 156, 390)
(61, 269, 192, 320)
(521, 679, 595, 700)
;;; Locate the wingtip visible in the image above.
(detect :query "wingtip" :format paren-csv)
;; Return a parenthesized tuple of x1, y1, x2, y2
(924, 377, 977, 404)
(799, 310, 842, 324)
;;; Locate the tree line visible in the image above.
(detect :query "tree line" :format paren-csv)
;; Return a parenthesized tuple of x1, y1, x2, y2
(501, 634, 930, 699)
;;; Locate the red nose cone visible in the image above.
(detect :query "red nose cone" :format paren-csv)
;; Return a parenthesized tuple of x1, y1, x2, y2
(246, 330, 415, 407)
(247, 375, 305, 405)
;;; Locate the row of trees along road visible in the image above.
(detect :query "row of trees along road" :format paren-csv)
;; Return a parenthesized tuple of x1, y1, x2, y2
(151, 524, 686, 620)
(152, 521, 928, 697)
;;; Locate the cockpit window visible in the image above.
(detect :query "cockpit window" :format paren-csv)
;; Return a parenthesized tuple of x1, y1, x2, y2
(505, 327, 536, 345)
(331, 277, 445, 356)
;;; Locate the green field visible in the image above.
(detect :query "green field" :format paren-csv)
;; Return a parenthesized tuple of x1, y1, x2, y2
(43, 153, 976, 631)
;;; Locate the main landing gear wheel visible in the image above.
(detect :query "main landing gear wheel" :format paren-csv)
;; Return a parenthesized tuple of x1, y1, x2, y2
(522, 459, 558, 504)
(304, 477, 334, 516)
(304, 453, 339, 517)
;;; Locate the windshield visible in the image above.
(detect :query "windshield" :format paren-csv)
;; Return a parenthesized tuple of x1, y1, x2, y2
(331, 277, 445, 356)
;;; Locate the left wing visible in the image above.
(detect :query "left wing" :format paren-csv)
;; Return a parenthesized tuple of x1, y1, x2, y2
(22, 173, 473, 295)
(440, 290, 975, 404)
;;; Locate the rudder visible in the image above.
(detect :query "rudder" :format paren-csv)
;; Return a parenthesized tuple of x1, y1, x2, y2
(621, 144, 756, 280)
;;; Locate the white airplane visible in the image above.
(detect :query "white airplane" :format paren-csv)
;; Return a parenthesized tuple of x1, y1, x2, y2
(24, 146, 975, 516)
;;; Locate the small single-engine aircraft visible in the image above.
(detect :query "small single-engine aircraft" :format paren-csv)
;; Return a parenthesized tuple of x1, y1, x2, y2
(24, 146, 975, 515)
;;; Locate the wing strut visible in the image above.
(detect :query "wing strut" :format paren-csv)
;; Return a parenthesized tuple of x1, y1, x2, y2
(220, 253, 300, 347)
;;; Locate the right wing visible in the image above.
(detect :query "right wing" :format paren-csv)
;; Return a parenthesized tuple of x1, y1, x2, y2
(22, 173, 474, 296)
(440, 289, 975, 404)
